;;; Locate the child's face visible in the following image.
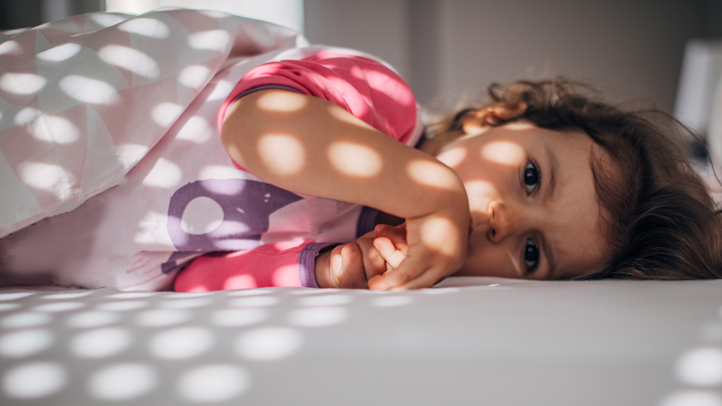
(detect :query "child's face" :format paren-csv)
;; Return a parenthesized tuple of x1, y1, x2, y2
(435, 122, 612, 280)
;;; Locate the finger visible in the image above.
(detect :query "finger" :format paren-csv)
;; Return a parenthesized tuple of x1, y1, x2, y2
(354, 237, 386, 280)
(368, 256, 443, 291)
(373, 237, 407, 269)
(329, 244, 367, 289)
(374, 224, 408, 254)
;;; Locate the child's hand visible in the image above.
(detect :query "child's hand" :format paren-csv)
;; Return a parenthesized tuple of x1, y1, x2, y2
(368, 209, 468, 290)
(314, 231, 388, 289)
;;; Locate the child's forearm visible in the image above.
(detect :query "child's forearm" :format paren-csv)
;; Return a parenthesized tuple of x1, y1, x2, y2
(221, 90, 467, 220)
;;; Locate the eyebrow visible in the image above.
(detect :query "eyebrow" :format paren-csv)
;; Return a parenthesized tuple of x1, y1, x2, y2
(542, 143, 559, 278)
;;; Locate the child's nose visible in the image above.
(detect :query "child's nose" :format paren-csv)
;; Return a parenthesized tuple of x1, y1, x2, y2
(487, 201, 515, 242)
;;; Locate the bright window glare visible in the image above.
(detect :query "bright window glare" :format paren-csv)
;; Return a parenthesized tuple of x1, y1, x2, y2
(105, 0, 305, 33)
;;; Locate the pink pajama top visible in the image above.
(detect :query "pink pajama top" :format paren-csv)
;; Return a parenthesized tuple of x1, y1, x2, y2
(174, 49, 423, 291)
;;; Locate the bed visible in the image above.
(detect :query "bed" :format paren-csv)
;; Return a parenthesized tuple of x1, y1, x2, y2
(1, 278, 721, 405)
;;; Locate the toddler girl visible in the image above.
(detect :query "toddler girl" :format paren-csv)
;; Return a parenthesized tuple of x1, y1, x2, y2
(173, 50, 722, 291)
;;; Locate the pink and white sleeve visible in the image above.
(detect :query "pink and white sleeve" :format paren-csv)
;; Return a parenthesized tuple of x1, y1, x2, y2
(174, 240, 338, 292)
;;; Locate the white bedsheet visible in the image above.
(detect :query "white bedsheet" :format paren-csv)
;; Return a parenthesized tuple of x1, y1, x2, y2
(0, 277, 720, 405)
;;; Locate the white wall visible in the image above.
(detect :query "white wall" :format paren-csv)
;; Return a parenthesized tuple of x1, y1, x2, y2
(305, 0, 702, 112)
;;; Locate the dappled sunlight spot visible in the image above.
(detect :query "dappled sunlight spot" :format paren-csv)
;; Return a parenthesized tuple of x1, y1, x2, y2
(256, 91, 308, 112)
(235, 327, 302, 360)
(0, 329, 54, 357)
(298, 294, 352, 307)
(36, 43, 81, 62)
(32, 115, 79, 144)
(273, 265, 300, 286)
(258, 134, 305, 176)
(117, 143, 150, 171)
(211, 308, 269, 327)
(370, 295, 413, 307)
(178, 365, 250, 402)
(70, 328, 132, 358)
(44, 291, 93, 300)
(32, 301, 84, 313)
(228, 296, 279, 308)
(659, 390, 722, 406)
(14, 107, 37, 125)
(99, 45, 160, 78)
(224, 275, 258, 290)
(421, 217, 459, 256)
(1, 312, 51, 329)
(407, 160, 459, 190)
(207, 79, 235, 101)
(328, 142, 382, 177)
(327, 104, 374, 130)
(118, 17, 169, 38)
(436, 146, 467, 168)
(109, 292, 157, 299)
(0, 303, 20, 312)
(0, 292, 33, 301)
(18, 162, 76, 199)
(59, 75, 119, 104)
(151, 102, 183, 126)
(288, 306, 347, 327)
(676, 347, 722, 386)
(67, 311, 120, 328)
(88, 363, 157, 401)
(142, 157, 182, 188)
(179, 65, 212, 89)
(464, 180, 495, 201)
(3, 362, 66, 399)
(188, 30, 231, 51)
(181, 197, 224, 235)
(136, 309, 192, 327)
(0, 73, 47, 95)
(199, 166, 244, 182)
(482, 141, 525, 166)
(149, 327, 214, 359)
(88, 13, 127, 27)
(177, 115, 212, 143)
(0, 40, 22, 56)
(96, 300, 148, 312)
(157, 298, 211, 309)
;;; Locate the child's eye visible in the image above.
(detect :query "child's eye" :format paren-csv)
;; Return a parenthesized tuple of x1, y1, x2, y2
(523, 161, 540, 194)
(524, 238, 540, 273)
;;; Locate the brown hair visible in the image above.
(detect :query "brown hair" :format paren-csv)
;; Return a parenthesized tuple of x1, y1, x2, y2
(435, 78, 722, 280)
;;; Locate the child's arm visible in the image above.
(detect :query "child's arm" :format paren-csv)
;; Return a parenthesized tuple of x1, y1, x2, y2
(222, 90, 469, 290)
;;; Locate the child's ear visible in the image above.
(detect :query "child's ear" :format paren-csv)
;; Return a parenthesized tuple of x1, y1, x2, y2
(462, 102, 528, 135)
(421, 102, 527, 157)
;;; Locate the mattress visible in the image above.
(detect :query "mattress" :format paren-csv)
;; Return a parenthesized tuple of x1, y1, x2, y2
(1, 277, 721, 406)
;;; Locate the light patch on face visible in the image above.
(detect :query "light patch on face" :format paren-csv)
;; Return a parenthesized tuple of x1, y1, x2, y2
(407, 160, 460, 190)
(257, 134, 305, 176)
(328, 142, 382, 177)
(327, 105, 374, 130)
(436, 147, 467, 169)
(463, 180, 496, 202)
(481, 141, 525, 166)
(256, 91, 308, 112)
